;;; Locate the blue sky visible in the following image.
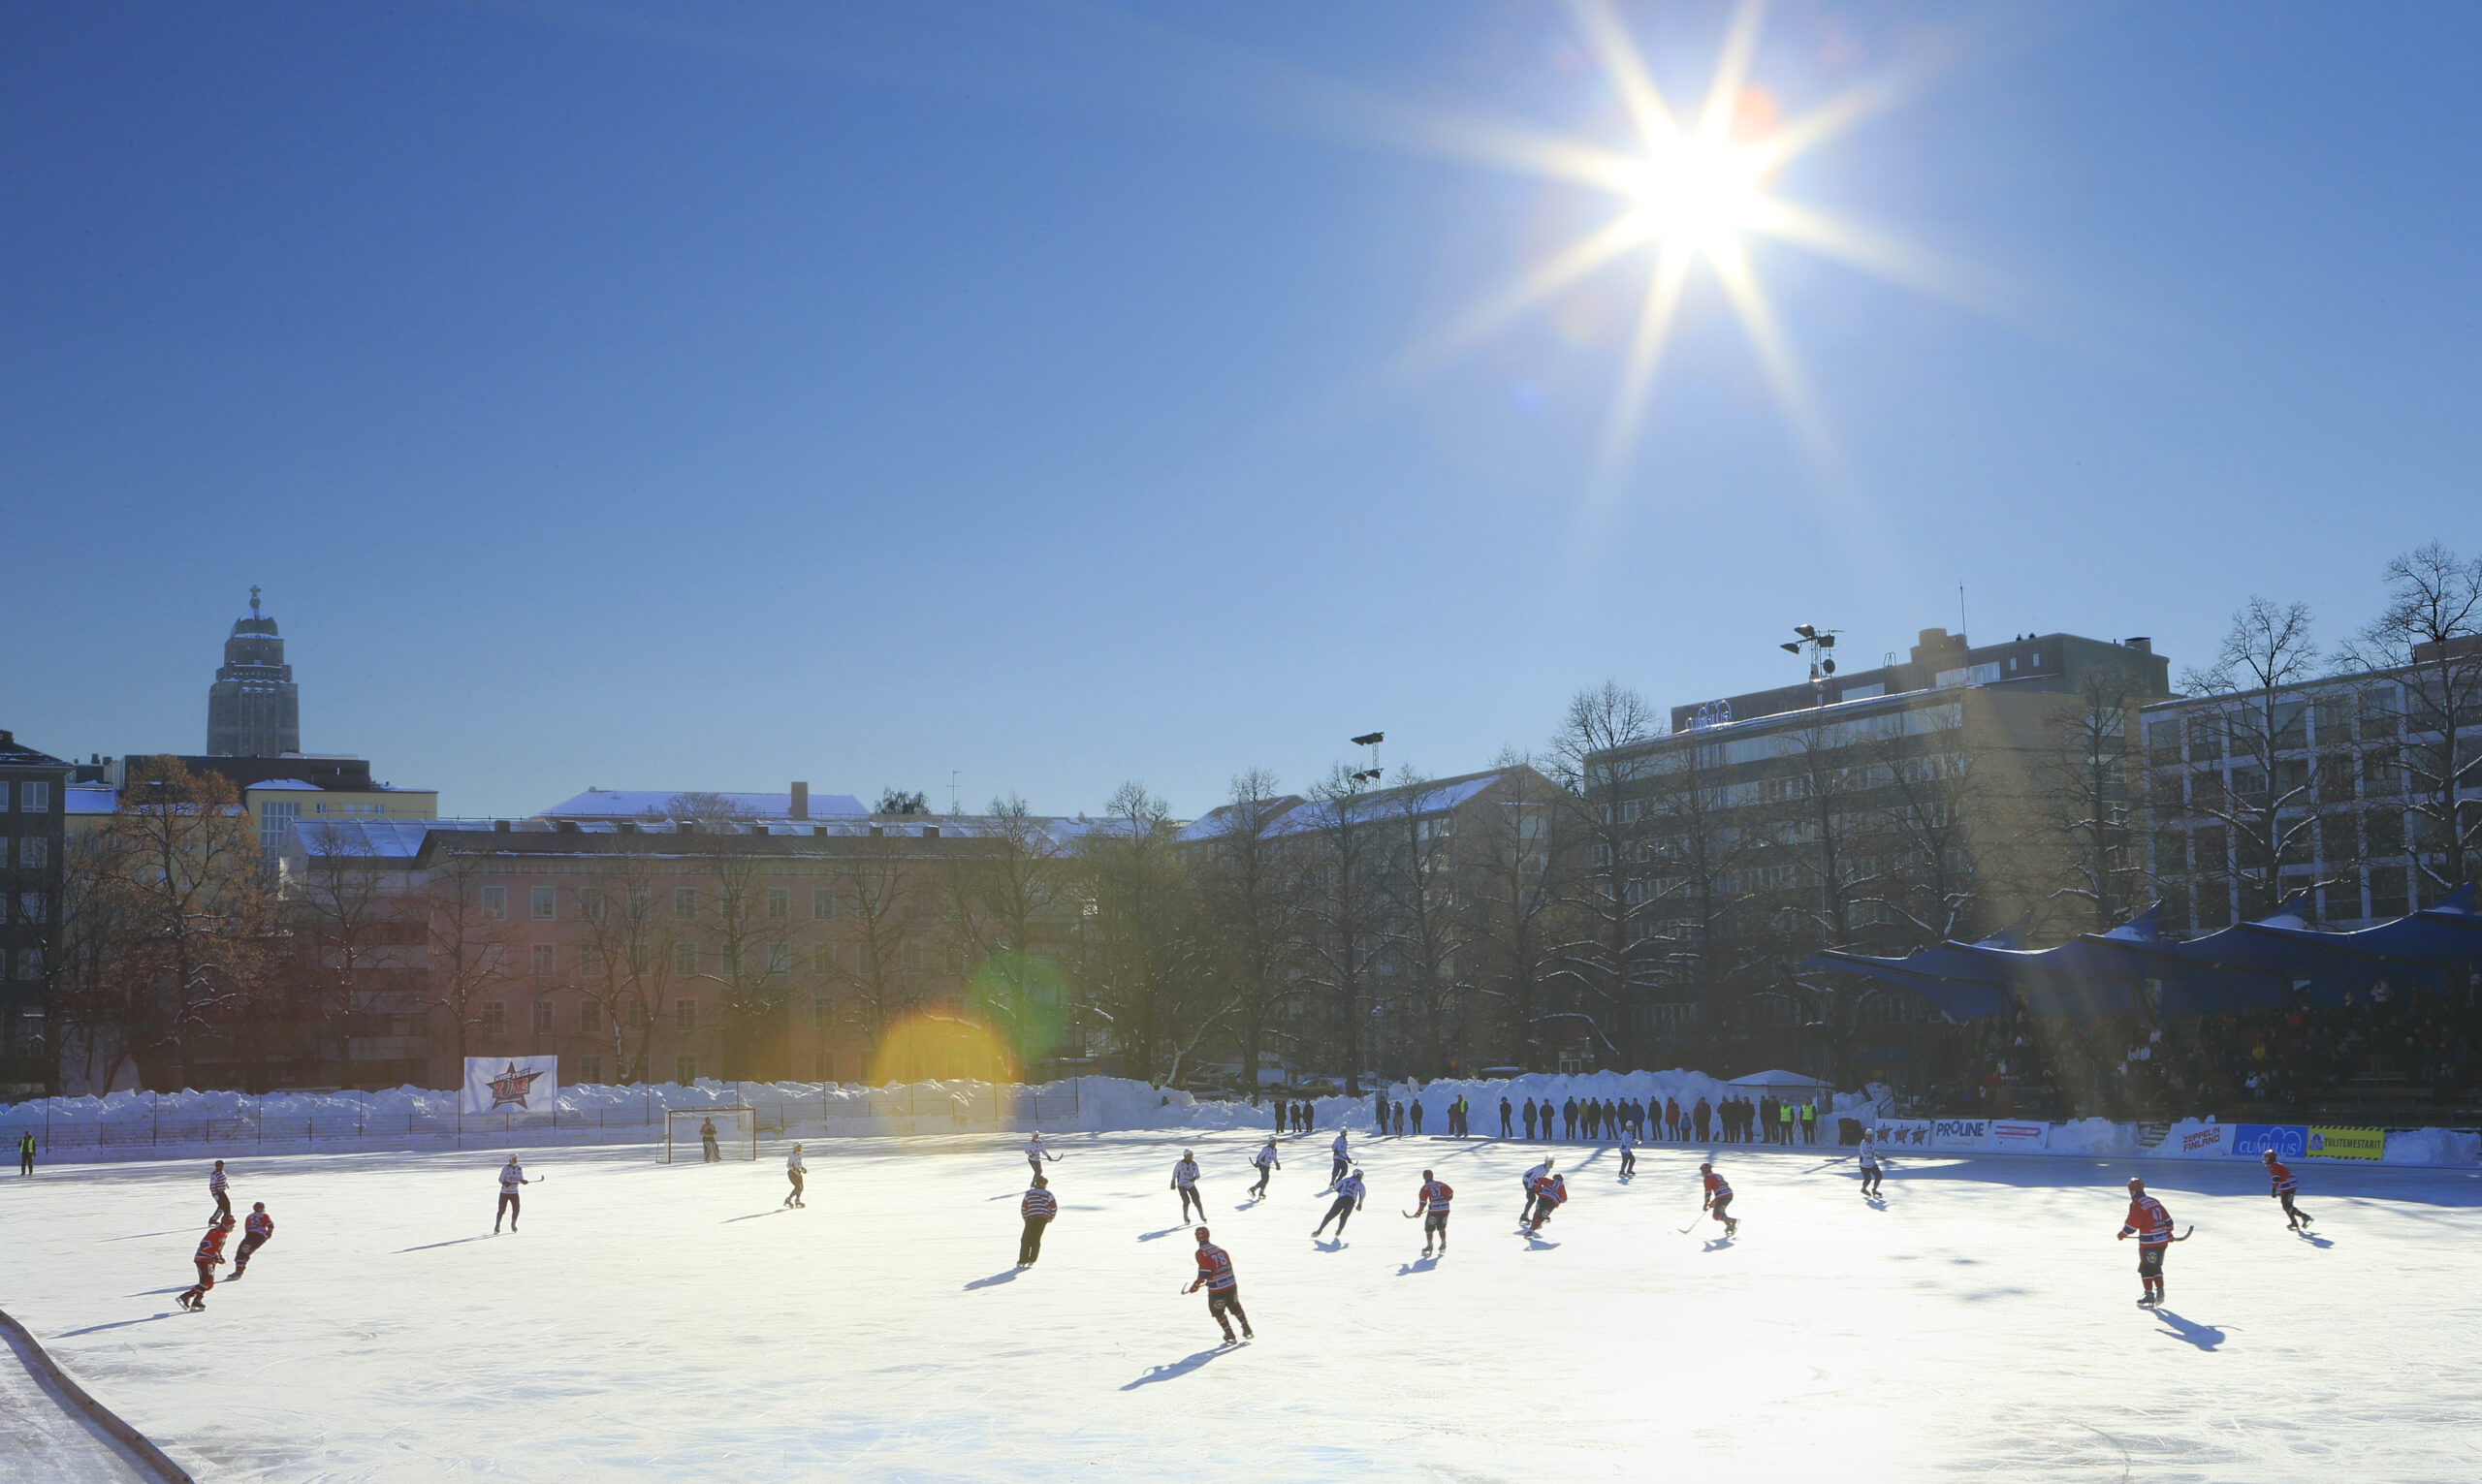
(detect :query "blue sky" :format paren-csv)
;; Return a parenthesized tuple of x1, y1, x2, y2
(8, 1, 2479, 818)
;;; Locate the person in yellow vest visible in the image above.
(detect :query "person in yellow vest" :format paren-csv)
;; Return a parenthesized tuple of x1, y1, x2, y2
(1779, 1100, 1795, 1145)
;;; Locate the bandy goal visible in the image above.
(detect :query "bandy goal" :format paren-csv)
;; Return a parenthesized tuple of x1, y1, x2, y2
(661, 1106, 757, 1163)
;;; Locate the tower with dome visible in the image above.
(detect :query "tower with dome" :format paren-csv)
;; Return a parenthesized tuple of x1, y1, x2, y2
(206, 585, 301, 756)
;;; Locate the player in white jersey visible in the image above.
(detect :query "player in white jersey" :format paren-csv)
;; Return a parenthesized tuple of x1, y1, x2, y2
(1314, 1169, 1367, 1239)
(784, 1144, 808, 1208)
(1327, 1130, 1351, 1188)
(494, 1156, 538, 1233)
(207, 1160, 234, 1224)
(1171, 1151, 1206, 1221)
(1856, 1132, 1883, 1198)
(1024, 1133, 1062, 1180)
(1249, 1139, 1281, 1198)
(1520, 1157, 1554, 1224)
(1617, 1125, 1638, 1180)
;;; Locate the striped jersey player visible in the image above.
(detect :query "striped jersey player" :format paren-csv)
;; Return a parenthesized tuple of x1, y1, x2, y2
(1414, 1172, 1454, 1255)
(2262, 1150, 2313, 1230)
(2117, 1178, 2176, 1307)
(1185, 1228, 1254, 1343)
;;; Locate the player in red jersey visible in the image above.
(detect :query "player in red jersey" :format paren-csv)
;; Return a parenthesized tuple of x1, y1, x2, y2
(230, 1203, 274, 1278)
(1185, 1227, 1254, 1343)
(2261, 1150, 2313, 1230)
(1523, 1171, 1567, 1234)
(1700, 1162, 1737, 1237)
(177, 1216, 235, 1310)
(2117, 1177, 2176, 1306)
(1414, 1171, 1454, 1255)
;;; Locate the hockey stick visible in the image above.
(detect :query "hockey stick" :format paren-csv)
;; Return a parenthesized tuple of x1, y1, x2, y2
(2170, 1225, 2194, 1242)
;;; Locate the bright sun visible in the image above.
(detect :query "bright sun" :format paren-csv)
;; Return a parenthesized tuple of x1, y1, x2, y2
(1382, 0, 1950, 487)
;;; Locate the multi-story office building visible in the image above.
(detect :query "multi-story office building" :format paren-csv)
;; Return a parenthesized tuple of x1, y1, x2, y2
(1593, 627, 2172, 1083)
(207, 587, 302, 756)
(2137, 639, 2482, 932)
(0, 731, 71, 1097)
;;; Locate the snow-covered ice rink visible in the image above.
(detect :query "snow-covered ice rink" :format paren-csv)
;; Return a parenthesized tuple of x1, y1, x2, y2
(4, 1131, 2478, 1482)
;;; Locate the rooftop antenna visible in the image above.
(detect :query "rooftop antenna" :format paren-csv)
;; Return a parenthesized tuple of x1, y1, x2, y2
(949, 771, 961, 815)
(1777, 624, 1841, 706)
(1958, 584, 1968, 639)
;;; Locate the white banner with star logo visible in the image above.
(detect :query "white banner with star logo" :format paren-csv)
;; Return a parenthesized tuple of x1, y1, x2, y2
(461, 1056, 558, 1116)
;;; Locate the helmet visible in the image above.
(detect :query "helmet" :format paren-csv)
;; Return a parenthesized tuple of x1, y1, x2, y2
(2261, 1149, 2277, 1161)
(2127, 1177, 2144, 1190)
(1699, 1162, 1712, 1172)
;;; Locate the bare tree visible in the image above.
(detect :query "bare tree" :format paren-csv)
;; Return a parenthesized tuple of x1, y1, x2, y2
(941, 794, 1069, 1072)
(1189, 770, 1302, 1102)
(289, 822, 401, 1089)
(1632, 730, 1758, 1054)
(86, 759, 271, 1091)
(667, 801, 803, 1080)
(1296, 764, 1386, 1093)
(817, 832, 926, 1058)
(2340, 543, 2482, 895)
(424, 841, 523, 1078)
(1466, 756, 1564, 1071)
(1542, 682, 1665, 1065)
(1862, 723, 1984, 941)
(2029, 660, 2151, 932)
(51, 813, 140, 1092)
(1071, 782, 1222, 1088)
(1375, 768, 1476, 1078)
(2180, 596, 2328, 918)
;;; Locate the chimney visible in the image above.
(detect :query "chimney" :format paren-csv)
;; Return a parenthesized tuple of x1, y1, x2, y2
(791, 781, 809, 821)
(493, 819, 510, 833)
(2125, 637, 2152, 653)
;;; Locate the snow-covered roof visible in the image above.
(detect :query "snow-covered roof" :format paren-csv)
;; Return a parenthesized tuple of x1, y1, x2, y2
(285, 819, 500, 861)
(538, 788, 870, 821)
(247, 777, 322, 792)
(1179, 771, 1513, 842)
(66, 784, 117, 815)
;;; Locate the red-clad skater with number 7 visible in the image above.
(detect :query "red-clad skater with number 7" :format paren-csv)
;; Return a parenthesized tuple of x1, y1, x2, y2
(1700, 1163, 1737, 1237)
(1185, 1227, 1254, 1344)
(177, 1216, 234, 1310)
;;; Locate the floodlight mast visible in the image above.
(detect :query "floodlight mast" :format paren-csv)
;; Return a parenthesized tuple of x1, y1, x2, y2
(1350, 731, 1384, 789)
(1783, 625, 1842, 705)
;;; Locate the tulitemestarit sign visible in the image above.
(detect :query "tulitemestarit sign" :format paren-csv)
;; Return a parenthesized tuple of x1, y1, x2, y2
(2307, 1125, 2384, 1161)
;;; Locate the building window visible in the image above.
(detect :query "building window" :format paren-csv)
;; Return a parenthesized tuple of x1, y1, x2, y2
(16, 950, 41, 981)
(17, 894, 47, 926)
(811, 995, 832, 1029)
(813, 1049, 837, 1082)
(769, 941, 792, 973)
(481, 886, 507, 920)
(677, 999, 697, 1032)
(531, 886, 557, 921)
(2369, 868, 2410, 919)
(903, 942, 925, 973)
(579, 998, 603, 1034)
(578, 887, 603, 921)
(767, 887, 790, 922)
(530, 944, 557, 979)
(674, 888, 698, 920)
(577, 1055, 602, 1084)
(18, 837, 45, 868)
(575, 944, 600, 977)
(812, 887, 836, 921)
(532, 999, 557, 1035)
(480, 1000, 507, 1035)
(259, 800, 301, 856)
(676, 1054, 698, 1085)
(812, 942, 840, 974)
(19, 783, 48, 813)
(675, 942, 699, 974)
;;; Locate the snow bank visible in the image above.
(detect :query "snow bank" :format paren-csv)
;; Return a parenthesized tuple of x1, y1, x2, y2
(2384, 1126, 2482, 1166)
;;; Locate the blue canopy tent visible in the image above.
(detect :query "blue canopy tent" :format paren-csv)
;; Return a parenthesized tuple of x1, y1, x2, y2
(1803, 886, 2482, 1022)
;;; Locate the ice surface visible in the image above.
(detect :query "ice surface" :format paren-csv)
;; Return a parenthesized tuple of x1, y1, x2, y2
(3, 1135, 2478, 1481)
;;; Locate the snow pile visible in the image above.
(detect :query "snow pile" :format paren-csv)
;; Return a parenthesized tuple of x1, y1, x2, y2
(2045, 1119, 2140, 1157)
(2383, 1125, 2481, 1165)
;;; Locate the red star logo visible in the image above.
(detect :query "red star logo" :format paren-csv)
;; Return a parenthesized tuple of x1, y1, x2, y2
(486, 1061, 544, 1111)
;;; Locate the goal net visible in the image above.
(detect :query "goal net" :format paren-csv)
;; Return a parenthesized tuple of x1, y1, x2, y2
(662, 1106, 757, 1163)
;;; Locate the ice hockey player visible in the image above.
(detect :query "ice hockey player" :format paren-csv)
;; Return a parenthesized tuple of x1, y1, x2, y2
(1187, 1227, 1254, 1342)
(700, 1117, 720, 1163)
(1328, 1129, 1351, 1188)
(1171, 1150, 1206, 1222)
(2262, 1149, 2312, 1230)
(1857, 1130, 1883, 1198)
(207, 1159, 234, 1223)
(784, 1144, 808, 1208)
(1249, 1139, 1281, 1198)
(1519, 1156, 1555, 1224)
(1701, 1162, 1737, 1237)
(1024, 1133, 1062, 1180)
(1018, 1175, 1057, 1265)
(495, 1155, 538, 1233)
(1314, 1168, 1367, 1239)
(1524, 1170, 1567, 1234)
(1617, 1123, 1638, 1180)
(229, 1203, 274, 1278)
(176, 1215, 234, 1310)
(1415, 1170, 1454, 1254)
(2117, 1177, 2174, 1306)
(16, 1129, 32, 1176)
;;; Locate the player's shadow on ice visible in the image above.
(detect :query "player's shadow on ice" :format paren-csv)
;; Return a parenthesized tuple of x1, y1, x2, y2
(397, 1236, 495, 1253)
(962, 1269, 1021, 1290)
(2294, 1231, 2335, 1249)
(1521, 1233, 1560, 1250)
(103, 1230, 195, 1243)
(2148, 1310, 2226, 1351)
(1120, 1347, 1230, 1390)
(56, 1312, 180, 1339)
(1396, 1256, 1439, 1276)
(1701, 1236, 1735, 1252)
(127, 1286, 191, 1297)
(722, 1210, 789, 1223)
(1136, 1226, 1189, 1243)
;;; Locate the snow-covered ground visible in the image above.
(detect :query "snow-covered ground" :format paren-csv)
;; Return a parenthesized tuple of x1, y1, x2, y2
(3, 1132, 2477, 1482)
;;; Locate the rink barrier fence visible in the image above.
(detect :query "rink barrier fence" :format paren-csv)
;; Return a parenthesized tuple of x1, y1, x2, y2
(0, 1304, 198, 1483)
